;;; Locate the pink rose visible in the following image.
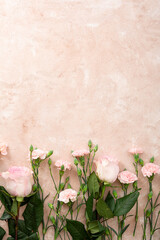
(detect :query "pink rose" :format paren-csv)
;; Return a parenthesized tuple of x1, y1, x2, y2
(58, 189, 77, 203)
(72, 149, 90, 157)
(141, 163, 160, 177)
(95, 156, 119, 183)
(0, 143, 8, 155)
(118, 171, 138, 184)
(0, 166, 33, 197)
(55, 160, 71, 171)
(128, 147, 143, 155)
(32, 149, 47, 160)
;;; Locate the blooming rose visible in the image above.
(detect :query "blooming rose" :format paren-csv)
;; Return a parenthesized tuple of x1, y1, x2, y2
(0, 166, 33, 197)
(58, 189, 77, 203)
(55, 160, 71, 171)
(141, 163, 160, 177)
(100, 155, 119, 164)
(72, 149, 90, 157)
(0, 143, 8, 155)
(118, 171, 138, 184)
(32, 149, 47, 160)
(95, 156, 119, 183)
(128, 147, 143, 155)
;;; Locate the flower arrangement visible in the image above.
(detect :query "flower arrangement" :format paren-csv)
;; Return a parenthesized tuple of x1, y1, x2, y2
(0, 140, 159, 240)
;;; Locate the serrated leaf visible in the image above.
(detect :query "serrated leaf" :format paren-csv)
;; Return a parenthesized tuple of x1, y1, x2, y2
(87, 172, 100, 199)
(66, 219, 89, 240)
(86, 194, 93, 221)
(96, 199, 114, 219)
(105, 191, 115, 212)
(114, 191, 139, 216)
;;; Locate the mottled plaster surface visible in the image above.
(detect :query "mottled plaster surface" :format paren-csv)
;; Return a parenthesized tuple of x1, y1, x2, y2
(0, 0, 160, 239)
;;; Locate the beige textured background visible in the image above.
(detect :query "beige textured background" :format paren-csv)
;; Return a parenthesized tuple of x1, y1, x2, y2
(0, 0, 160, 239)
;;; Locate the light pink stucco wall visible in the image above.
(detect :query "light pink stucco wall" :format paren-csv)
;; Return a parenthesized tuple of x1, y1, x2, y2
(0, 0, 160, 239)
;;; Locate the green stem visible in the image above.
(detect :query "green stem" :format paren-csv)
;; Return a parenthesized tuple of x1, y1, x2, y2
(90, 152, 95, 173)
(149, 181, 153, 240)
(117, 217, 122, 240)
(55, 174, 62, 238)
(15, 202, 20, 240)
(154, 192, 160, 207)
(86, 152, 91, 174)
(49, 166, 57, 191)
(133, 158, 139, 236)
(143, 200, 149, 240)
(153, 211, 160, 233)
(45, 192, 58, 233)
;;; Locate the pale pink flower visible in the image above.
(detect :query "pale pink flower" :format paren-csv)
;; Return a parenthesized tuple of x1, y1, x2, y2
(98, 155, 119, 164)
(128, 147, 143, 155)
(55, 160, 71, 171)
(72, 149, 90, 157)
(0, 166, 33, 197)
(118, 171, 138, 184)
(58, 189, 77, 203)
(0, 143, 8, 155)
(32, 149, 47, 160)
(141, 163, 160, 177)
(95, 156, 119, 183)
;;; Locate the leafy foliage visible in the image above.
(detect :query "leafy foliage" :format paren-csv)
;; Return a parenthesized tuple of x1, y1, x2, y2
(87, 172, 100, 199)
(114, 191, 139, 216)
(66, 219, 89, 240)
(23, 193, 43, 233)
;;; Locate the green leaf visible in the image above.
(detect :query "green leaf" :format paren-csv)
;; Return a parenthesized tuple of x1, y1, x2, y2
(66, 219, 89, 240)
(8, 219, 38, 239)
(27, 233, 39, 240)
(96, 199, 114, 219)
(92, 210, 97, 221)
(114, 191, 139, 216)
(120, 224, 130, 235)
(107, 226, 118, 236)
(11, 199, 17, 216)
(87, 172, 100, 199)
(23, 193, 43, 233)
(88, 220, 105, 235)
(8, 219, 29, 238)
(0, 210, 12, 220)
(86, 194, 93, 221)
(0, 226, 6, 239)
(0, 186, 12, 211)
(105, 191, 115, 212)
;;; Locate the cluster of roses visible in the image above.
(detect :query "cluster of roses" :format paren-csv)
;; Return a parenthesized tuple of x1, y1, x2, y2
(0, 142, 160, 240)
